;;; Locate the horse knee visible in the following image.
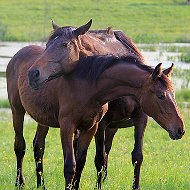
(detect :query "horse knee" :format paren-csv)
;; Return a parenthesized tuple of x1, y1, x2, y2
(64, 163, 76, 183)
(131, 150, 143, 166)
(33, 143, 45, 159)
(14, 136, 26, 158)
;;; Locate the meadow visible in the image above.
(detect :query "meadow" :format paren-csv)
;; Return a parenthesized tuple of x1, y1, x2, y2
(0, 108, 190, 190)
(0, 0, 190, 43)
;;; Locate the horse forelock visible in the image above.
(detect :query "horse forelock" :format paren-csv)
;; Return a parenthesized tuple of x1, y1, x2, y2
(47, 26, 76, 45)
(159, 74, 174, 92)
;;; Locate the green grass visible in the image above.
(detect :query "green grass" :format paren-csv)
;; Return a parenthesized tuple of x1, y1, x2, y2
(180, 52, 190, 63)
(176, 89, 190, 103)
(0, 99, 10, 108)
(0, 109, 190, 189)
(0, 72, 6, 77)
(0, 0, 190, 43)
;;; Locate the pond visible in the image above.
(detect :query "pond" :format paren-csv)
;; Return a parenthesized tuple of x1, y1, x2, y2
(0, 42, 190, 99)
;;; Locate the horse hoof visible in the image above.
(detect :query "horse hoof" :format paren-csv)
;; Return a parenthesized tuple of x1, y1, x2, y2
(15, 177, 25, 189)
(43, 186, 47, 190)
(102, 170, 107, 182)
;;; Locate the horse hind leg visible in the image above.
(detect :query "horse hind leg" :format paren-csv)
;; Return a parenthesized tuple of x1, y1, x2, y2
(12, 108, 26, 188)
(131, 113, 148, 190)
(94, 124, 118, 189)
(94, 121, 107, 190)
(33, 124, 49, 189)
(73, 124, 99, 190)
(103, 127, 118, 181)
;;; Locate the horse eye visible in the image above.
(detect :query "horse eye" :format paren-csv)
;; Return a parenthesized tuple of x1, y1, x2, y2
(62, 43, 68, 47)
(158, 93, 166, 99)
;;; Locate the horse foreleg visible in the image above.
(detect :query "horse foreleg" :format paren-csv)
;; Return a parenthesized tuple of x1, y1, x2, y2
(33, 124, 49, 189)
(12, 109, 26, 188)
(131, 113, 148, 190)
(73, 123, 99, 190)
(59, 118, 76, 190)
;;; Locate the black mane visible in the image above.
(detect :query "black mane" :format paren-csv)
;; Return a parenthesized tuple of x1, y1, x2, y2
(73, 54, 154, 83)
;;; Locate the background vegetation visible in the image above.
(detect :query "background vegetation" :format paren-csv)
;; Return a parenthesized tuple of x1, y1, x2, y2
(0, 0, 190, 43)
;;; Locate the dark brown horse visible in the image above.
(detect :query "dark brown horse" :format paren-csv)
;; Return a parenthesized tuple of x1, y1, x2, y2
(7, 31, 185, 190)
(27, 20, 149, 190)
(26, 19, 174, 190)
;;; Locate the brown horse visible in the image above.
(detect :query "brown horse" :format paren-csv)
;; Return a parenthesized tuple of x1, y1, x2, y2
(27, 20, 149, 190)
(7, 33, 185, 190)
(26, 19, 164, 190)
(8, 20, 149, 189)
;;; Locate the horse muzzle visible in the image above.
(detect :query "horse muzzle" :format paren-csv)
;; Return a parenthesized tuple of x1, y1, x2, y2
(169, 127, 185, 140)
(28, 69, 43, 90)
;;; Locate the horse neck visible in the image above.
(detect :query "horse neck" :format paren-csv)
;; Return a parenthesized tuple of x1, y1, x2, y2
(94, 62, 149, 105)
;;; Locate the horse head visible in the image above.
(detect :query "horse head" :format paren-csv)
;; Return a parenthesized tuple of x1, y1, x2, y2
(140, 63, 185, 140)
(28, 19, 92, 89)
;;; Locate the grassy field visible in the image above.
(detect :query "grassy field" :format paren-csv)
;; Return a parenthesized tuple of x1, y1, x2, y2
(0, 108, 190, 190)
(0, 0, 190, 43)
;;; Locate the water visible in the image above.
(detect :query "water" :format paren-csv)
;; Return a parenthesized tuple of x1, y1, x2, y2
(138, 43, 190, 69)
(0, 77, 7, 99)
(0, 41, 46, 72)
(0, 42, 190, 99)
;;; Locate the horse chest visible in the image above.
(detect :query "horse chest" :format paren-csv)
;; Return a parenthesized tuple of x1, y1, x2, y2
(19, 82, 59, 127)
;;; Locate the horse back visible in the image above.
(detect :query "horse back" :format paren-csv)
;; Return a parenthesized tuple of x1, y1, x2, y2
(6, 45, 44, 79)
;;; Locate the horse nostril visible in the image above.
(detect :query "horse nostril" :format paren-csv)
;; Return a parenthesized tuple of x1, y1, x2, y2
(28, 69, 40, 81)
(32, 69, 40, 79)
(178, 128, 185, 136)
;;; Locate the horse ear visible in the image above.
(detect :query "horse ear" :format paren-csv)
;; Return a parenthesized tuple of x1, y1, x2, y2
(51, 19, 59, 30)
(73, 19, 92, 37)
(152, 63, 162, 80)
(106, 27, 114, 35)
(163, 63, 174, 79)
